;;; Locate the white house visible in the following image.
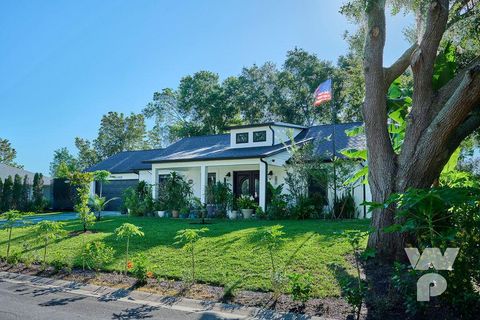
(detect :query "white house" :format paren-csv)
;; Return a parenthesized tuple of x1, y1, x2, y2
(87, 122, 371, 217)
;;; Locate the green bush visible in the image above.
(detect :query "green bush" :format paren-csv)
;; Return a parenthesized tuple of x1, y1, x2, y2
(288, 272, 313, 303)
(85, 241, 114, 273)
(131, 254, 150, 284)
(333, 192, 357, 219)
(266, 183, 290, 219)
(290, 196, 315, 220)
(122, 182, 154, 216)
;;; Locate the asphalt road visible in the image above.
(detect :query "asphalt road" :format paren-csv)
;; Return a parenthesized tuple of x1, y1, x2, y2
(0, 279, 240, 320)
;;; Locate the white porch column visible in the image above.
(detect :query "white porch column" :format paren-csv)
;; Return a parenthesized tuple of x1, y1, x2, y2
(259, 160, 267, 211)
(200, 165, 208, 204)
(151, 168, 157, 199)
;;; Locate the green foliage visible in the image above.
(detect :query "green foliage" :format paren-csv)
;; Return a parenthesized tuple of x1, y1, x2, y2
(84, 241, 114, 273)
(0, 210, 31, 260)
(175, 227, 209, 283)
(68, 171, 95, 232)
(206, 181, 234, 216)
(2, 176, 13, 212)
(259, 225, 287, 298)
(50, 147, 79, 178)
(290, 195, 315, 220)
(131, 253, 150, 284)
(0, 137, 23, 169)
(32, 173, 46, 212)
(122, 181, 154, 216)
(288, 272, 314, 303)
(33, 220, 66, 267)
(236, 195, 256, 210)
(158, 172, 192, 212)
(378, 183, 480, 317)
(11, 174, 22, 210)
(115, 223, 144, 274)
(266, 183, 289, 219)
(342, 230, 368, 320)
(89, 194, 118, 221)
(333, 192, 357, 219)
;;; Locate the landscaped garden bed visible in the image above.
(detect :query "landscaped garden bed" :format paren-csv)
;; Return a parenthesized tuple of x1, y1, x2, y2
(0, 215, 370, 318)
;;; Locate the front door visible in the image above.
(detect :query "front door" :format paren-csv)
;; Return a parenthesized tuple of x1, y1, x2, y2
(233, 171, 260, 203)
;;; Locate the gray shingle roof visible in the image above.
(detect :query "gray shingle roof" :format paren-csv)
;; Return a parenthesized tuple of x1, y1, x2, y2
(86, 123, 365, 170)
(145, 122, 365, 163)
(85, 149, 164, 173)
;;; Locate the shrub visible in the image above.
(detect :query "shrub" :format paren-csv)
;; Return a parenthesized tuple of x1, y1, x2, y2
(288, 272, 313, 304)
(290, 195, 315, 220)
(85, 241, 114, 274)
(159, 172, 192, 212)
(266, 183, 289, 219)
(122, 182, 154, 216)
(333, 192, 357, 219)
(131, 254, 150, 284)
(33, 221, 66, 268)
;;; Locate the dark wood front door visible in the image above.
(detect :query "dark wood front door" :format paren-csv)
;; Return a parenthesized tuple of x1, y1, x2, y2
(233, 171, 260, 202)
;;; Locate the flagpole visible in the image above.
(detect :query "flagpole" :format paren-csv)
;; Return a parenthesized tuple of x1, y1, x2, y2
(331, 79, 337, 218)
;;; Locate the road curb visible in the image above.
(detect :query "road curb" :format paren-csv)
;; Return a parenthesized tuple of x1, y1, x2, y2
(0, 271, 327, 319)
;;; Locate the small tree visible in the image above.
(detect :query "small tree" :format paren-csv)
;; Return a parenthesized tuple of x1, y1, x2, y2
(0, 179, 3, 211)
(2, 176, 13, 212)
(89, 194, 118, 221)
(1, 210, 30, 260)
(68, 171, 95, 232)
(115, 223, 144, 274)
(11, 174, 22, 210)
(174, 227, 208, 284)
(259, 224, 287, 299)
(20, 175, 30, 211)
(93, 170, 110, 197)
(34, 220, 66, 267)
(32, 173, 45, 212)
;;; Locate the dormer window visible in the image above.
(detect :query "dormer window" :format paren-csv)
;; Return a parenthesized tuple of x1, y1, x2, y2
(253, 130, 267, 142)
(236, 132, 249, 144)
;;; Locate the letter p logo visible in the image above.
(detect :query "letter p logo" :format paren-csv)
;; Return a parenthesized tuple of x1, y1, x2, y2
(416, 273, 447, 301)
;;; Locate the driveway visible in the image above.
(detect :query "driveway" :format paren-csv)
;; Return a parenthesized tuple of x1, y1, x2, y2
(0, 211, 122, 226)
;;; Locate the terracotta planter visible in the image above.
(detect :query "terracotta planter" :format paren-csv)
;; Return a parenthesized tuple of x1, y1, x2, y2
(241, 209, 254, 219)
(171, 210, 179, 218)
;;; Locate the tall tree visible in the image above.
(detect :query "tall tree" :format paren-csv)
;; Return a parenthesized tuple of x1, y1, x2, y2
(75, 138, 99, 171)
(21, 175, 30, 211)
(50, 147, 79, 177)
(275, 48, 335, 126)
(0, 179, 3, 211)
(2, 176, 13, 211)
(359, 0, 480, 259)
(32, 173, 45, 212)
(235, 63, 278, 124)
(0, 138, 23, 169)
(11, 174, 22, 210)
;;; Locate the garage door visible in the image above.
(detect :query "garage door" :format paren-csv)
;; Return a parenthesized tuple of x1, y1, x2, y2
(96, 179, 139, 211)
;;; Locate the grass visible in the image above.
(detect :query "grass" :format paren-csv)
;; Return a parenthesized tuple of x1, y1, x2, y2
(0, 215, 369, 297)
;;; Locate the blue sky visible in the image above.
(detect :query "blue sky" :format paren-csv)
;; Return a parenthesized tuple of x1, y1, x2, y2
(0, 0, 413, 175)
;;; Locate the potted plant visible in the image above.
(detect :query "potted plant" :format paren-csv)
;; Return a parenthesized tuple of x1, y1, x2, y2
(163, 172, 192, 218)
(237, 195, 256, 219)
(228, 197, 238, 219)
(155, 199, 166, 218)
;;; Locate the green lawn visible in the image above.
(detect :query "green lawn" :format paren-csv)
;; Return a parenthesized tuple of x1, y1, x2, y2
(0, 216, 369, 297)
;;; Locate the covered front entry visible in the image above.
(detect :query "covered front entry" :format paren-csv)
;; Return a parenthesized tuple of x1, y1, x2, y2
(151, 159, 270, 211)
(233, 171, 260, 203)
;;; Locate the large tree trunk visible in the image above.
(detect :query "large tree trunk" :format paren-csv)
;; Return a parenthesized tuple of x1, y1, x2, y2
(363, 0, 480, 261)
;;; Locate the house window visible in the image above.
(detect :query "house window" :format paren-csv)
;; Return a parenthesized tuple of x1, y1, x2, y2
(236, 132, 249, 144)
(208, 173, 216, 186)
(253, 130, 267, 142)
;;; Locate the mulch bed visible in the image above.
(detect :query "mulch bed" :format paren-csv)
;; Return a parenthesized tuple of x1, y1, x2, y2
(0, 260, 361, 319)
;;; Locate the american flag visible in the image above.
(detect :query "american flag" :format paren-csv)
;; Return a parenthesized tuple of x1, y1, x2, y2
(313, 79, 332, 106)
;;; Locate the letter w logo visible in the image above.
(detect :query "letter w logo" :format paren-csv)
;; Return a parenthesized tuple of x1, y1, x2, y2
(405, 248, 459, 271)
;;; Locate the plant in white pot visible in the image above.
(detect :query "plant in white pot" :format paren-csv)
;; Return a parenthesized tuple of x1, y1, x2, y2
(237, 195, 256, 219)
